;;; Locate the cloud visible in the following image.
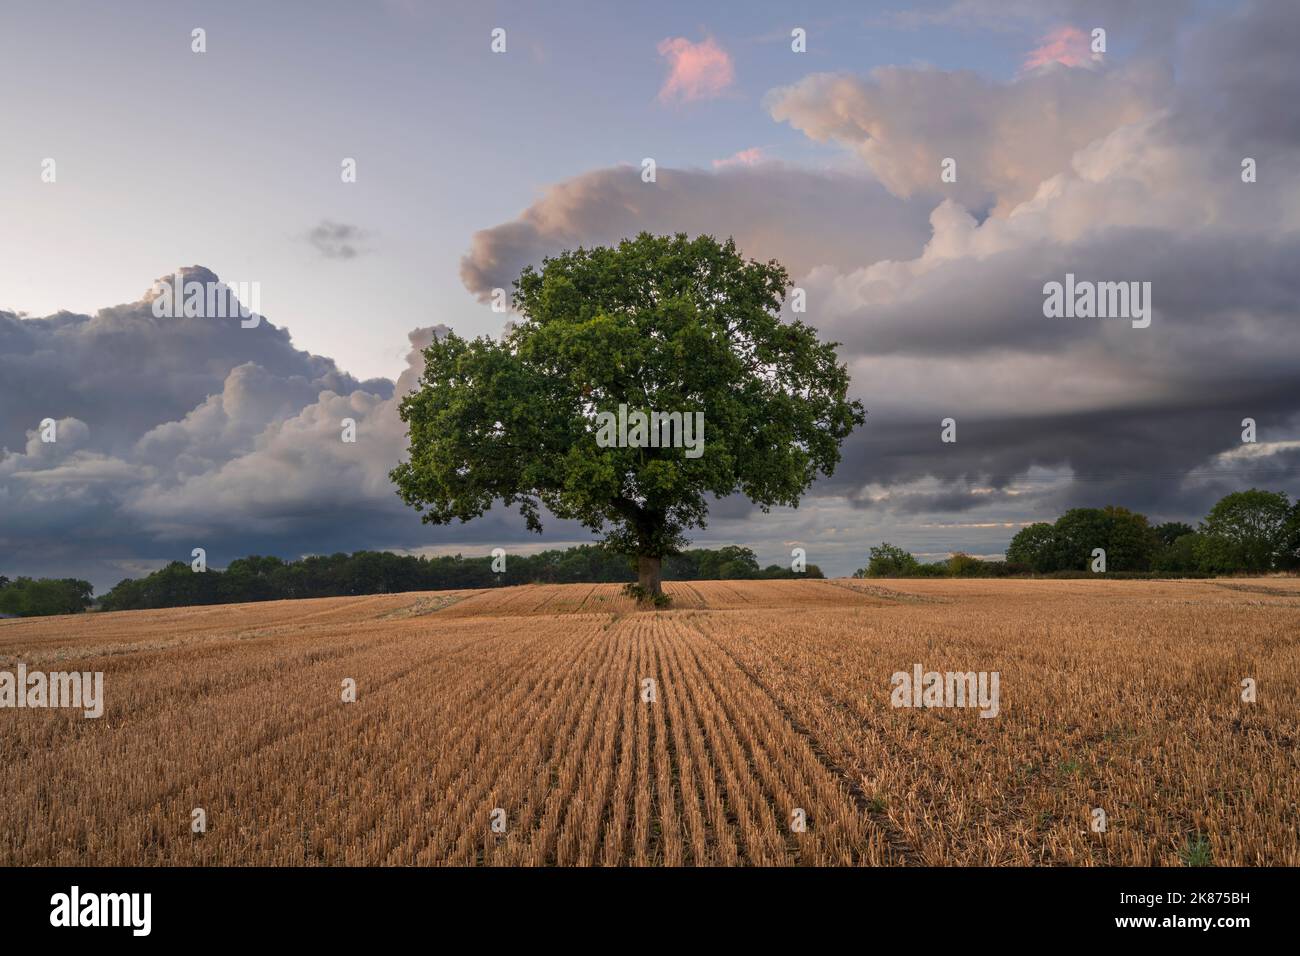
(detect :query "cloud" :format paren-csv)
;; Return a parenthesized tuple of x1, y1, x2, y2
(0, 276, 436, 587)
(5, 1, 1298, 587)
(0, 270, 380, 457)
(765, 59, 1167, 214)
(1023, 25, 1095, 70)
(459, 164, 932, 301)
(305, 219, 370, 259)
(712, 147, 766, 169)
(766, 1, 1300, 520)
(459, 0, 1300, 556)
(656, 36, 735, 103)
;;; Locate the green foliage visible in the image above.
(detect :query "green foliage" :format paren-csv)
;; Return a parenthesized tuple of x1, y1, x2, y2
(95, 544, 816, 611)
(947, 552, 985, 577)
(856, 542, 920, 578)
(1282, 499, 1300, 571)
(1007, 522, 1056, 572)
(1102, 506, 1158, 571)
(1195, 489, 1292, 573)
(621, 583, 672, 607)
(855, 545, 1016, 578)
(1152, 533, 1202, 573)
(1007, 507, 1157, 572)
(665, 545, 759, 580)
(862, 488, 1298, 579)
(1154, 521, 1195, 546)
(1051, 508, 1112, 570)
(0, 577, 94, 617)
(1179, 834, 1213, 867)
(390, 233, 863, 593)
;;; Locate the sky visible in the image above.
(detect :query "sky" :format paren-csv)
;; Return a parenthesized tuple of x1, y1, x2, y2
(2, 0, 1299, 589)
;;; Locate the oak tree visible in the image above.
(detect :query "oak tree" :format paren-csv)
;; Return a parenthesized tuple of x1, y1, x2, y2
(390, 233, 864, 601)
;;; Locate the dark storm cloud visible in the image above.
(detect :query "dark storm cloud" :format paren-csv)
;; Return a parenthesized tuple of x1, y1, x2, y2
(0, 268, 387, 455)
(456, 0, 1300, 543)
(0, 276, 426, 589)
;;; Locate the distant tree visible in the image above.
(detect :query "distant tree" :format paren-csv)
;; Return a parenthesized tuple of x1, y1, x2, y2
(95, 544, 801, 611)
(1006, 522, 1057, 572)
(1281, 500, 1300, 571)
(756, 563, 824, 579)
(700, 545, 760, 579)
(1101, 505, 1158, 571)
(1048, 508, 1112, 571)
(856, 542, 920, 578)
(222, 555, 286, 601)
(389, 233, 864, 602)
(1196, 489, 1292, 572)
(947, 552, 985, 577)
(1046, 506, 1155, 572)
(662, 550, 700, 580)
(0, 577, 93, 617)
(1154, 521, 1195, 546)
(1152, 533, 1203, 573)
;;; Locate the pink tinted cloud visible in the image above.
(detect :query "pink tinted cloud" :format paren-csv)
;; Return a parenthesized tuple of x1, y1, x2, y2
(712, 147, 765, 169)
(1024, 26, 1092, 70)
(657, 35, 735, 103)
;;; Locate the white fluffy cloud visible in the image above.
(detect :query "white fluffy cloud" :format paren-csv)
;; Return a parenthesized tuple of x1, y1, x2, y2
(765, 60, 1168, 214)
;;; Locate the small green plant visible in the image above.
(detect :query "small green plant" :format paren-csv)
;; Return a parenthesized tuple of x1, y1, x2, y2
(622, 583, 672, 608)
(1179, 834, 1212, 867)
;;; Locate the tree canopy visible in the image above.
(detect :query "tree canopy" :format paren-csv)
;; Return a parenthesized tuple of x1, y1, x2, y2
(0, 577, 94, 617)
(390, 232, 864, 599)
(1195, 489, 1293, 572)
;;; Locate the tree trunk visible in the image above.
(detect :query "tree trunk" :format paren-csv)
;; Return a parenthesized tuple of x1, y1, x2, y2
(637, 554, 663, 599)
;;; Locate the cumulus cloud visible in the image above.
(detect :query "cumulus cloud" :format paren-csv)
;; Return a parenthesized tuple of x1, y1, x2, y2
(459, 164, 933, 301)
(777, 1, 1300, 520)
(457, 0, 1300, 551)
(0, 276, 457, 587)
(656, 35, 734, 103)
(765, 59, 1168, 214)
(0, 269, 382, 457)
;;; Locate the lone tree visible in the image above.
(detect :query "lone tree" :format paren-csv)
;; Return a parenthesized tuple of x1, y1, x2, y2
(390, 233, 864, 602)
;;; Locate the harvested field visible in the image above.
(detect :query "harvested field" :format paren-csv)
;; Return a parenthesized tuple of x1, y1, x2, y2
(1, 578, 1297, 866)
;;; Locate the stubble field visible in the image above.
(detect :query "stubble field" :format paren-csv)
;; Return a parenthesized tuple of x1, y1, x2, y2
(2, 578, 1297, 866)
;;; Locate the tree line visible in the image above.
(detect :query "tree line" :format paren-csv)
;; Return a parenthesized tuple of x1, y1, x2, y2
(856, 489, 1300, 578)
(5, 488, 1294, 615)
(0, 545, 821, 617)
(0, 576, 95, 617)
